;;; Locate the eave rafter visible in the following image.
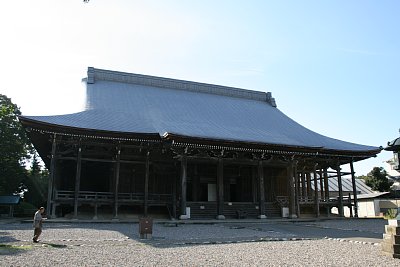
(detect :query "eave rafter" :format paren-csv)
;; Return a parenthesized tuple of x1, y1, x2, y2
(21, 122, 380, 168)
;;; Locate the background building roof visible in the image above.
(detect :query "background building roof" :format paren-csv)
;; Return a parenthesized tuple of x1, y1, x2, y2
(0, 195, 21, 205)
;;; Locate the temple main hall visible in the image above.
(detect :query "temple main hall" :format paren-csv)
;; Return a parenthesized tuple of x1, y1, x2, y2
(19, 67, 381, 220)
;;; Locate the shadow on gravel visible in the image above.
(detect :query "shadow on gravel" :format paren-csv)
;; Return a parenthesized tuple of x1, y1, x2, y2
(0, 244, 33, 256)
(0, 231, 20, 243)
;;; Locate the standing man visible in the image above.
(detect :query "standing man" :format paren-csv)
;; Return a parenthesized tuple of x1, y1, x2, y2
(33, 207, 45, 243)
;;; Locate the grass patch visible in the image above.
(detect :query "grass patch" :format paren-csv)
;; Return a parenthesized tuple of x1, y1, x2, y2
(42, 243, 67, 248)
(0, 244, 33, 250)
(0, 244, 33, 255)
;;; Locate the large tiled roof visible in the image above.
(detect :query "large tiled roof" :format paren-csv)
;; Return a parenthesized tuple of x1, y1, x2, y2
(326, 177, 375, 194)
(21, 67, 379, 153)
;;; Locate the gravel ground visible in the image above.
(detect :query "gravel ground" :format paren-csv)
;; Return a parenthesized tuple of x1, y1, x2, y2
(0, 219, 398, 266)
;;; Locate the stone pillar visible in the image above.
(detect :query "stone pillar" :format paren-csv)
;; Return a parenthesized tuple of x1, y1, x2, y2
(382, 219, 400, 259)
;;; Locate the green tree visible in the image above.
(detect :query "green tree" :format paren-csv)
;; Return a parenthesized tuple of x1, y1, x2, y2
(23, 154, 49, 207)
(362, 167, 393, 192)
(0, 94, 32, 195)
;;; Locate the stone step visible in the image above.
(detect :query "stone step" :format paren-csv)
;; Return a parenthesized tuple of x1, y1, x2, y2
(385, 225, 400, 236)
(381, 242, 400, 254)
(383, 233, 400, 244)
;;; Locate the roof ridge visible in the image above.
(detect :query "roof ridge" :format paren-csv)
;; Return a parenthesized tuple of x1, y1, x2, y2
(86, 67, 277, 107)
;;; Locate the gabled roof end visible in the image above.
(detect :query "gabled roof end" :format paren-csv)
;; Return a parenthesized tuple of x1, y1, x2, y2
(87, 67, 95, 84)
(85, 67, 277, 107)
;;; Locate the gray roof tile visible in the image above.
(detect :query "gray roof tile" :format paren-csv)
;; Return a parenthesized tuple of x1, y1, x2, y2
(22, 68, 379, 153)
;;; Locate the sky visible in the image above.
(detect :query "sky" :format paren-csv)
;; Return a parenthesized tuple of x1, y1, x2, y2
(1, 0, 399, 176)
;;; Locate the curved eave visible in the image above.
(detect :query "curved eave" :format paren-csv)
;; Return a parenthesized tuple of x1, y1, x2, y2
(385, 137, 400, 152)
(18, 116, 381, 160)
(162, 132, 381, 158)
(18, 116, 162, 142)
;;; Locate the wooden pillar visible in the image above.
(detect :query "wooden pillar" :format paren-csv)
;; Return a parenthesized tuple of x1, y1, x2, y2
(297, 171, 302, 198)
(47, 134, 57, 218)
(252, 167, 258, 203)
(298, 172, 302, 198)
(144, 151, 150, 217)
(172, 171, 177, 219)
(258, 161, 266, 218)
(348, 193, 353, 218)
(301, 171, 306, 198)
(287, 162, 297, 218)
(324, 168, 330, 216)
(294, 162, 300, 218)
(224, 172, 231, 203)
(73, 139, 82, 218)
(179, 155, 188, 219)
(113, 145, 121, 219)
(350, 160, 359, 218)
(336, 162, 344, 217)
(313, 164, 320, 218)
(319, 169, 324, 199)
(192, 164, 199, 202)
(306, 172, 312, 200)
(93, 203, 98, 220)
(216, 158, 225, 219)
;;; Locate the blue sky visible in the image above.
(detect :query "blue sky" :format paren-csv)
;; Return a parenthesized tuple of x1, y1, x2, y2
(1, 1, 399, 175)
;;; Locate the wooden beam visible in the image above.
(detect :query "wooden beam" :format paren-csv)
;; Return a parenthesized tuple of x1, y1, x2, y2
(183, 155, 289, 167)
(57, 156, 147, 165)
